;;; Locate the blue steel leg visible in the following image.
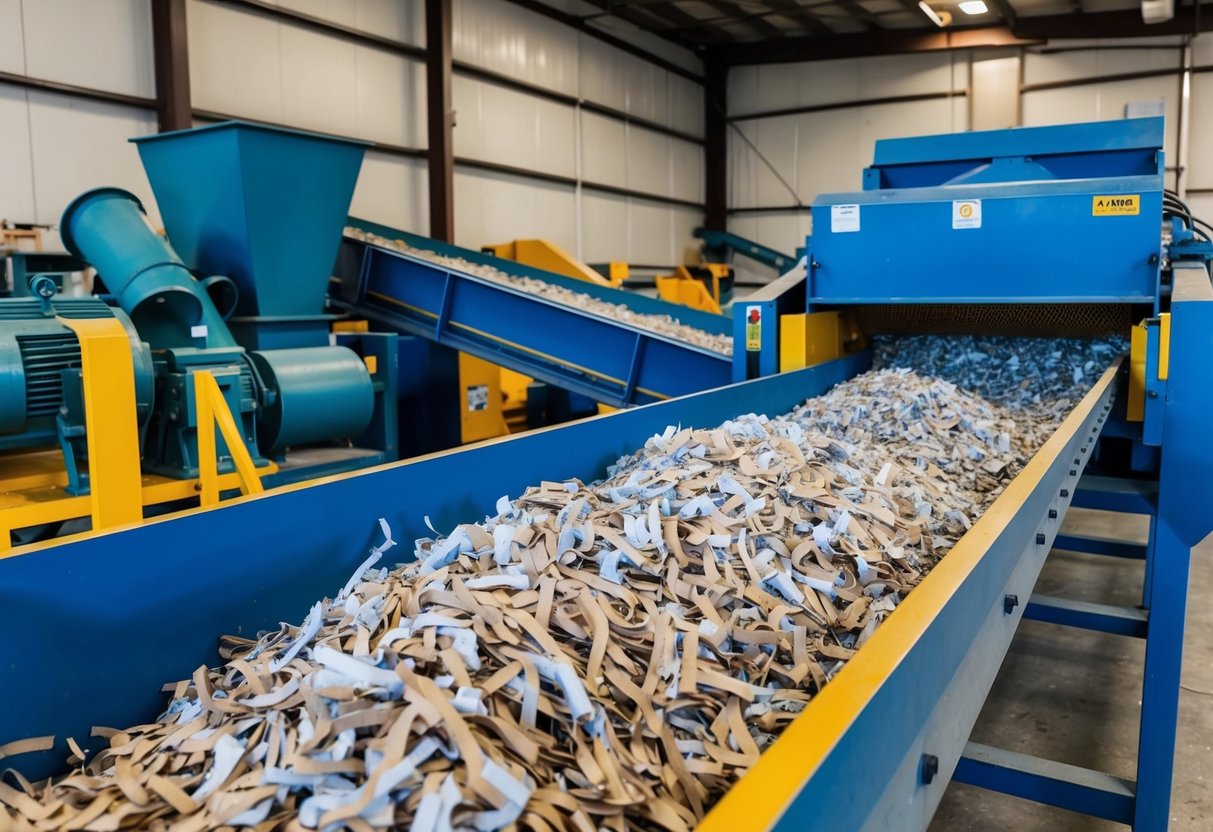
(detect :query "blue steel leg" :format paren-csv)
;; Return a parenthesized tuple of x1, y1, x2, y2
(1141, 513, 1157, 610)
(623, 335, 646, 405)
(1133, 515, 1190, 830)
(435, 272, 455, 338)
(954, 742, 1135, 825)
(1053, 532, 1147, 559)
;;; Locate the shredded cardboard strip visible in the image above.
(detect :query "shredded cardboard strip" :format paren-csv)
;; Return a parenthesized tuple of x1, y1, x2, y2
(1, 337, 1121, 831)
(344, 227, 734, 357)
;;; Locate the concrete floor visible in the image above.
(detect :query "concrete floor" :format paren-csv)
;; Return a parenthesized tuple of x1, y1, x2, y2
(930, 508, 1213, 830)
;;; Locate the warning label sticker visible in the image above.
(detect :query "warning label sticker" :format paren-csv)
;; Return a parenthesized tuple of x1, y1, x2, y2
(952, 199, 982, 229)
(1092, 195, 1140, 216)
(830, 204, 860, 233)
(467, 384, 489, 412)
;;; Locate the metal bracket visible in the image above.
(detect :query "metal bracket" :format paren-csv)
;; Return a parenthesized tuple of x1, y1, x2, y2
(194, 370, 265, 507)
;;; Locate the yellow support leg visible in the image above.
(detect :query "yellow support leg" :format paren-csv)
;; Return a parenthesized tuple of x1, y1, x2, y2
(56, 316, 143, 533)
(193, 371, 265, 507)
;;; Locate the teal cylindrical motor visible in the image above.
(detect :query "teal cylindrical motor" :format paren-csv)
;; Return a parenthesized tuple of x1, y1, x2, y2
(0, 296, 154, 447)
(249, 347, 374, 455)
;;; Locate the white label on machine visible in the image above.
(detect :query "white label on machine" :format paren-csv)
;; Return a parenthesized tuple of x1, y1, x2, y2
(190, 325, 208, 338)
(830, 204, 860, 233)
(467, 384, 489, 412)
(952, 199, 982, 229)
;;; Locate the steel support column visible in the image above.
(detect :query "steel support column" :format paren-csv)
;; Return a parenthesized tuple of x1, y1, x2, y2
(704, 53, 727, 232)
(426, 0, 454, 243)
(151, 0, 191, 132)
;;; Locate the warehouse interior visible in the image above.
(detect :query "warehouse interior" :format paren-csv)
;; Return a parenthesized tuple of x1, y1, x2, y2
(1, 0, 1212, 830)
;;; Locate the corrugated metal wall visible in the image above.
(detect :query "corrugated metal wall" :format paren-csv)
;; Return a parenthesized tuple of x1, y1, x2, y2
(0, 0, 159, 243)
(0, 0, 704, 266)
(449, 0, 704, 263)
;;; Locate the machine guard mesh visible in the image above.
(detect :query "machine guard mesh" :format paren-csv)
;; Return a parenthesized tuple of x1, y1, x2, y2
(849, 303, 1134, 338)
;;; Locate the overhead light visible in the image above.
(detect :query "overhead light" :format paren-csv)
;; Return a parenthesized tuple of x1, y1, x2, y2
(958, 0, 988, 13)
(1142, 0, 1174, 23)
(918, 1, 946, 26)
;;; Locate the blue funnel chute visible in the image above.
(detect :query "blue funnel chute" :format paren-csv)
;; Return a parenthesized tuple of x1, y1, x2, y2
(131, 121, 368, 323)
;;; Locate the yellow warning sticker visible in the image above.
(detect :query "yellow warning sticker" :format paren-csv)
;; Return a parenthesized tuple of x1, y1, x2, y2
(1092, 195, 1140, 216)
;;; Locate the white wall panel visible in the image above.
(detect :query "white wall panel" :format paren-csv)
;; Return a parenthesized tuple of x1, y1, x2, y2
(668, 74, 704, 138)
(353, 47, 425, 148)
(619, 52, 668, 126)
(1188, 194, 1213, 228)
(0, 85, 36, 225)
(273, 0, 424, 47)
(1186, 73, 1213, 190)
(578, 36, 629, 114)
(857, 52, 965, 101)
(728, 116, 800, 209)
(729, 52, 965, 118)
(1023, 45, 1181, 86)
(349, 152, 427, 234)
(454, 170, 577, 252)
(1021, 76, 1179, 161)
(730, 97, 960, 210)
(579, 192, 629, 264)
(626, 126, 671, 198)
(189, 0, 424, 148)
(453, 76, 575, 177)
(671, 206, 701, 264)
(23, 0, 154, 98)
(580, 111, 627, 188)
(453, 0, 578, 97)
(279, 23, 359, 135)
(0, 0, 25, 75)
(577, 195, 699, 265)
(727, 212, 809, 262)
(629, 200, 673, 264)
(793, 110, 865, 200)
(1195, 33, 1213, 66)
(189, 0, 284, 122)
(27, 93, 158, 228)
(670, 138, 704, 205)
(971, 54, 1020, 131)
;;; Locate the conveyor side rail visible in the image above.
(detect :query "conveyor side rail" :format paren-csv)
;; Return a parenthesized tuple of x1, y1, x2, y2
(330, 238, 733, 407)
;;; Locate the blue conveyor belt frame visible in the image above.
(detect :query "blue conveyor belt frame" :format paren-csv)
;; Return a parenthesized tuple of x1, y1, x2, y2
(329, 218, 733, 407)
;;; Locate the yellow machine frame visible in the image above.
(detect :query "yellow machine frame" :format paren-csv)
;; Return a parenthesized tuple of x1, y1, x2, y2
(778, 311, 866, 372)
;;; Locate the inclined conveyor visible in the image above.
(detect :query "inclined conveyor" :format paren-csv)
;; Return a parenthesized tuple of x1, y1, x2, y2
(330, 219, 733, 407)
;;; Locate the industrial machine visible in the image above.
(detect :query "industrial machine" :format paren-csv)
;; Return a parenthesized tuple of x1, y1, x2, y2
(0, 117, 1208, 832)
(0, 121, 399, 544)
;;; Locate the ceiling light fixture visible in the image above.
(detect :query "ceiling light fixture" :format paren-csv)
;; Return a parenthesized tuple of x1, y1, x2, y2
(918, 1, 946, 26)
(958, 0, 988, 13)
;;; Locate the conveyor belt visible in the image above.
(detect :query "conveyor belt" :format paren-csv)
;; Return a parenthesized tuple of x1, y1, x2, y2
(330, 219, 733, 407)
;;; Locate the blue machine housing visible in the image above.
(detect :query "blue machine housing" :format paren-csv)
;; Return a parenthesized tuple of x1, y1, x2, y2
(807, 118, 1165, 308)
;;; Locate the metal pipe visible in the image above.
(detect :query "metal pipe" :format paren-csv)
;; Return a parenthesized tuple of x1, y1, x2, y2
(59, 188, 237, 349)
